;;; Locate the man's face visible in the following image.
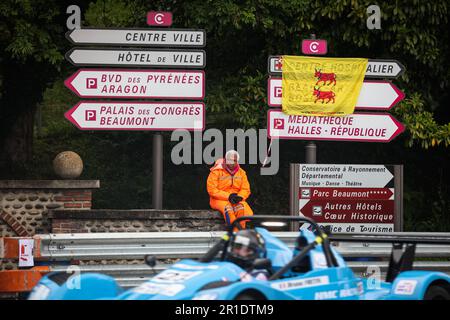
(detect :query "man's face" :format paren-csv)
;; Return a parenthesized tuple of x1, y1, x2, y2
(232, 244, 254, 258)
(225, 154, 238, 170)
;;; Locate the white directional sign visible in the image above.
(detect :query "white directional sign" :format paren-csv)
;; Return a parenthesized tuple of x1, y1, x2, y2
(65, 48, 206, 68)
(356, 80, 405, 110)
(267, 110, 405, 142)
(365, 59, 405, 79)
(66, 28, 206, 47)
(268, 77, 282, 107)
(267, 56, 284, 75)
(268, 56, 405, 79)
(298, 164, 394, 188)
(65, 101, 205, 131)
(64, 69, 205, 99)
(268, 78, 404, 110)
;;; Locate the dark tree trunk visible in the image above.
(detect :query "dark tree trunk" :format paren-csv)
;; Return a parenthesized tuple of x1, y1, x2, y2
(0, 59, 52, 175)
(0, 107, 35, 164)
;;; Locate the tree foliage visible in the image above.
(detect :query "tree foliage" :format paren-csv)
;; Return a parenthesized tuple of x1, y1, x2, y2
(0, 0, 64, 65)
(393, 93, 450, 148)
(0, 0, 74, 166)
(175, 0, 450, 139)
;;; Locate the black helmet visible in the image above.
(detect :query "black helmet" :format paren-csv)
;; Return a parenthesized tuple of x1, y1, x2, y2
(226, 229, 266, 269)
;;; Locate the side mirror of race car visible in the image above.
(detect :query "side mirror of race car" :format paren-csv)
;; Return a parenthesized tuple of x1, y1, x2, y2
(145, 255, 157, 268)
(253, 258, 272, 271)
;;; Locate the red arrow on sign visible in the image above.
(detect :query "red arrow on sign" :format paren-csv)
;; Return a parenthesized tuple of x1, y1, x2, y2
(268, 78, 405, 110)
(267, 110, 405, 143)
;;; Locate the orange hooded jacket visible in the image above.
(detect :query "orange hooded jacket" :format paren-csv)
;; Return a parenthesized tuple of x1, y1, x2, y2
(207, 159, 253, 227)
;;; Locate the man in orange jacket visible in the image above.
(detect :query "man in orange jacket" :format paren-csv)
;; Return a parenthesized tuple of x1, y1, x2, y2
(207, 150, 254, 229)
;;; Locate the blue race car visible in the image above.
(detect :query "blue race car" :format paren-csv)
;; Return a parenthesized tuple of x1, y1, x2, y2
(28, 215, 450, 300)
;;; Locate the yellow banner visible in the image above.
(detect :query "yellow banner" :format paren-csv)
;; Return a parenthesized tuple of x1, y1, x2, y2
(281, 55, 368, 116)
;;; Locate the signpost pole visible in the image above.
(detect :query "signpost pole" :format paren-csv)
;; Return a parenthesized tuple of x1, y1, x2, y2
(305, 142, 317, 164)
(394, 165, 404, 231)
(289, 164, 300, 231)
(152, 133, 163, 209)
(305, 33, 318, 165)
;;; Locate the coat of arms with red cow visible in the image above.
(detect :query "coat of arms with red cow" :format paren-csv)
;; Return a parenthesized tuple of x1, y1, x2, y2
(313, 68, 336, 104)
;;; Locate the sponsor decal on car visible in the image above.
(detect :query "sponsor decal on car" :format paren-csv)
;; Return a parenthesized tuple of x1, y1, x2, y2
(270, 276, 330, 291)
(339, 287, 360, 298)
(315, 290, 338, 299)
(394, 280, 417, 295)
(314, 287, 360, 300)
(132, 282, 185, 296)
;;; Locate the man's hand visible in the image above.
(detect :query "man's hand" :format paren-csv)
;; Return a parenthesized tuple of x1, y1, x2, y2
(228, 193, 243, 204)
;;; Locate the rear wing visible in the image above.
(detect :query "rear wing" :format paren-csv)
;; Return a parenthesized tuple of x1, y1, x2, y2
(329, 233, 450, 282)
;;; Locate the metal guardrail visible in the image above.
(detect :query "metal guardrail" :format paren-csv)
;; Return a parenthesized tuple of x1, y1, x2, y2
(39, 231, 450, 260)
(37, 231, 450, 288)
(41, 232, 221, 260)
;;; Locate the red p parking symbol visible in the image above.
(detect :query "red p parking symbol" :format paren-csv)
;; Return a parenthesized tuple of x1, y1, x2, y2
(86, 78, 97, 89)
(85, 110, 96, 121)
(274, 86, 282, 98)
(274, 119, 284, 130)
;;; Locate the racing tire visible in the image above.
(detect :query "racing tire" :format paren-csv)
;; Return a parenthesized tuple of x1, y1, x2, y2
(424, 285, 450, 300)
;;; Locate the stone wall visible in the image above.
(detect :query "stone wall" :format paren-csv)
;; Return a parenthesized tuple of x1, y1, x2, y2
(0, 180, 100, 237)
(50, 209, 226, 233)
